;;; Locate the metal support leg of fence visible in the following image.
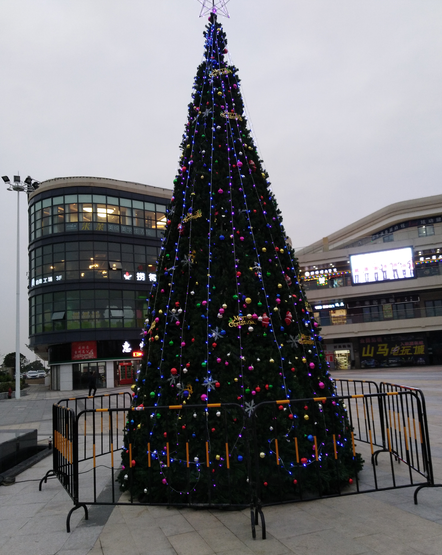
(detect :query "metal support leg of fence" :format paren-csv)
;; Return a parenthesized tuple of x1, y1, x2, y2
(66, 503, 89, 533)
(38, 469, 57, 491)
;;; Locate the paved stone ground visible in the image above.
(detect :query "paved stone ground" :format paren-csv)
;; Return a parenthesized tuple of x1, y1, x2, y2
(1, 368, 442, 554)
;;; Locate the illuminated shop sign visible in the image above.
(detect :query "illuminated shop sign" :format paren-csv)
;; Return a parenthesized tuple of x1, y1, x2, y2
(122, 341, 132, 354)
(314, 302, 345, 310)
(132, 351, 143, 358)
(71, 341, 97, 360)
(350, 246, 415, 285)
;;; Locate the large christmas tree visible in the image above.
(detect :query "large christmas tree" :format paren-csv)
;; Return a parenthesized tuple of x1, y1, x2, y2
(119, 8, 362, 506)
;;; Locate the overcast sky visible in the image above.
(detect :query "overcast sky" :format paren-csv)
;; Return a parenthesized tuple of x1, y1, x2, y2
(1, 0, 441, 362)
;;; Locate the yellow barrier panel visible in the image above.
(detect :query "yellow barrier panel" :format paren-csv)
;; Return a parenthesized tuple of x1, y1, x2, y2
(352, 394, 365, 399)
(368, 429, 374, 455)
(186, 442, 190, 468)
(169, 405, 183, 410)
(225, 443, 230, 469)
(276, 399, 290, 404)
(206, 442, 210, 467)
(351, 432, 356, 457)
(275, 439, 280, 466)
(129, 444, 132, 468)
(314, 397, 326, 403)
(207, 403, 221, 408)
(96, 408, 108, 412)
(167, 443, 170, 467)
(314, 436, 318, 461)
(294, 437, 299, 463)
(148, 442, 151, 467)
(333, 434, 337, 459)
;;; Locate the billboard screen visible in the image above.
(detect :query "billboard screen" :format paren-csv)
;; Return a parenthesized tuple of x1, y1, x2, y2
(350, 246, 415, 285)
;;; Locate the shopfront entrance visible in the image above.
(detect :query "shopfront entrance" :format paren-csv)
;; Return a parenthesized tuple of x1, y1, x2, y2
(116, 362, 135, 386)
(334, 349, 351, 370)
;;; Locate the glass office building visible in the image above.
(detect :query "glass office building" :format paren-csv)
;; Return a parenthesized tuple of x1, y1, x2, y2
(28, 177, 172, 391)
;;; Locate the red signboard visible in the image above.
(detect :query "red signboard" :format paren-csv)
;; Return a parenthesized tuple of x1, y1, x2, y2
(71, 341, 97, 361)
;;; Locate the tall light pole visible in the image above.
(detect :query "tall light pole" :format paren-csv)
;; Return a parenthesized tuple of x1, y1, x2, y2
(2, 175, 39, 399)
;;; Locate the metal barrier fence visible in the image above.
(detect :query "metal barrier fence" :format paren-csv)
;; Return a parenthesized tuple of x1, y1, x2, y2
(40, 383, 441, 538)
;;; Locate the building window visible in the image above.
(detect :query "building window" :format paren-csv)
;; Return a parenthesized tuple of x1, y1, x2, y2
(418, 225, 434, 237)
(29, 241, 158, 286)
(383, 234, 394, 243)
(425, 300, 442, 317)
(29, 193, 168, 241)
(29, 290, 148, 335)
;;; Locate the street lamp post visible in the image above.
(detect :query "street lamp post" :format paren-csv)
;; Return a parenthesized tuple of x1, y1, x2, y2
(2, 175, 39, 399)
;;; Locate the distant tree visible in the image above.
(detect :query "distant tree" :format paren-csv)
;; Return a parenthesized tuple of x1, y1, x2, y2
(22, 360, 45, 372)
(3, 352, 29, 370)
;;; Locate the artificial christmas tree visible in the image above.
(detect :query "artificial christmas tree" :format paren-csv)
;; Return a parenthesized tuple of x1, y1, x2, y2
(118, 8, 362, 507)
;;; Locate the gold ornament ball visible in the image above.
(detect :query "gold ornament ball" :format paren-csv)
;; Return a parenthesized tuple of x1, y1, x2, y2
(216, 454, 221, 460)
(262, 247, 267, 252)
(222, 304, 227, 309)
(131, 384, 136, 391)
(159, 310, 163, 314)
(280, 248, 284, 253)
(302, 357, 307, 363)
(269, 358, 274, 363)
(260, 452, 265, 458)
(277, 283, 282, 289)
(245, 297, 252, 304)
(304, 414, 309, 421)
(234, 377, 238, 382)
(155, 335, 159, 341)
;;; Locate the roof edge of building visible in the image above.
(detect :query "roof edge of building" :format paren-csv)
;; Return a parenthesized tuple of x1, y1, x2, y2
(29, 176, 173, 201)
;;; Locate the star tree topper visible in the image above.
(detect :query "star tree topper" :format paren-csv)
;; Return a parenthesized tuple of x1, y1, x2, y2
(198, 0, 230, 18)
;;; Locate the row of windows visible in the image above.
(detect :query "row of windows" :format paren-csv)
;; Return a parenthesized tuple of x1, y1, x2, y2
(29, 241, 159, 287)
(29, 194, 169, 241)
(357, 300, 442, 322)
(316, 299, 442, 326)
(29, 289, 148, 335)
(380, 225, 435, 243)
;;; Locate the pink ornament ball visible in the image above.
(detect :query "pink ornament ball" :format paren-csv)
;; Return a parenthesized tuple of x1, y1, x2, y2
(309, 362, 315, 369)
(319, 381, 325, 389)
(162, 478, 167, 485)
(201, 394, 208, 401)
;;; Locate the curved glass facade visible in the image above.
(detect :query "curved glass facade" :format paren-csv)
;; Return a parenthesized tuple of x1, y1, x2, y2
(29, 288, 148, 335)
(29, 193, 167, 241)
(27, 178, 171, 390)
(29, 240, 159, 288)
